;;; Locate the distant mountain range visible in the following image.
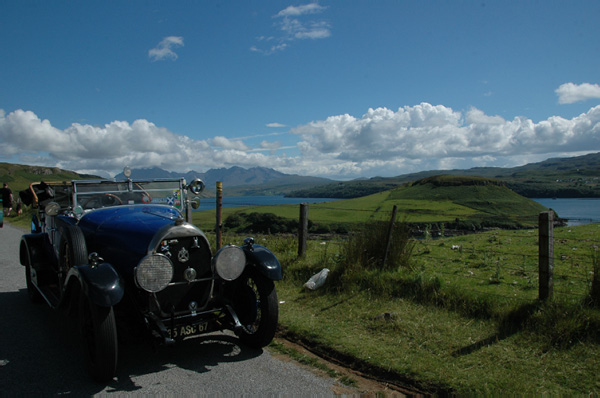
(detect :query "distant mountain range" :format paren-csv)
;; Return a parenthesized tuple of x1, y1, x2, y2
(3, 152, 599, 198)
(113, 166, 334, 195)
(286, 152, 600, 199)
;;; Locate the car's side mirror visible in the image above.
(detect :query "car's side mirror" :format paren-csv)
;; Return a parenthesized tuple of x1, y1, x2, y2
(187, 179, 205, 195)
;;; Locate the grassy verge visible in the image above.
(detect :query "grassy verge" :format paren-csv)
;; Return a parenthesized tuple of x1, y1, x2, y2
(268, 340, 357, 388)
(275, 286, 600, 394)
(3, 208, 34, 230)
(235, 226, 600, 394)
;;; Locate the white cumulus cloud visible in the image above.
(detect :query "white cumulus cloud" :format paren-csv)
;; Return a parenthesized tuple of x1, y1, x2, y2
(252, 2, 330, 55)
(290, 103, 600, 177)
(275, 3, 327, 18)
(149, 36, 184, 61)
(266, 122, 286, 128)
(2, 103, 600, 180)
(209, 136, 250, 151)
(556, 82, 600, 104)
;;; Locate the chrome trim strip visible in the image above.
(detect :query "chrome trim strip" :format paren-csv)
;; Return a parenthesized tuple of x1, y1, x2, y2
(167, 276, 215, 287)
(164, 308, 223, 323)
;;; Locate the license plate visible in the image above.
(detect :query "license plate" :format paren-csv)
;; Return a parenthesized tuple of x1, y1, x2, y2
(167, 321, 209, 339)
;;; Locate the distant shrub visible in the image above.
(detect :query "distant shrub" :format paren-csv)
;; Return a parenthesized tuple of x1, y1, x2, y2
(224, 212, 301, 234)
(415, 175, 504, 187)
(224, 213, 243, 229)
(309, 224, 331, 234)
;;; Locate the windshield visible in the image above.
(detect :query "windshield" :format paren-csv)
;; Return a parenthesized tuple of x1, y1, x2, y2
(73, 179, 185, 213)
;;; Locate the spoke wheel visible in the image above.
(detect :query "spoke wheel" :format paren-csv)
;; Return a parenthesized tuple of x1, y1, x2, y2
(79, 295, 118, 382)
(234, 269, 279, 348)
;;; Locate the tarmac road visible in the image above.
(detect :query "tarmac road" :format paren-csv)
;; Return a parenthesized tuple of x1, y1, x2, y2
(0, 223, 340, 396)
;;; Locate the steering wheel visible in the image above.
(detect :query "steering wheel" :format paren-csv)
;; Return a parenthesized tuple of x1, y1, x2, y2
(134, 183, 152, 204)
(82, 193, 123, 209)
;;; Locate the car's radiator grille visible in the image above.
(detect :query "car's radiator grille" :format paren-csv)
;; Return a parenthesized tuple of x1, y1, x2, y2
(156, 235, 213, 312)
(162, 236, 212, 281)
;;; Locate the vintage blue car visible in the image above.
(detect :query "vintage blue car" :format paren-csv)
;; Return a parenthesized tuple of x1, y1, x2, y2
(19, 168, 282, 382)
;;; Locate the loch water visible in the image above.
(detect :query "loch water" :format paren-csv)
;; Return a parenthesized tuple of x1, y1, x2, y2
(533, 198, 600, 226)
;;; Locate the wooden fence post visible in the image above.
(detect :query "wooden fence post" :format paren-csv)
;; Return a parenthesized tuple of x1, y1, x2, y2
(216, 182, 223, 250)
(539, 211, 554, 301)
(382, 205, 398, 269)
(298, 203, 308, 257)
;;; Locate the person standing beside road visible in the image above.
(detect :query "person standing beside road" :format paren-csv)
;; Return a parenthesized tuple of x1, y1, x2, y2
(2, 183, 13, 217)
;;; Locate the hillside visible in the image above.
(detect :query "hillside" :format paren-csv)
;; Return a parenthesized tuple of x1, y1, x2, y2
(0, 163, 99, 193)
(391, 175, 547, 226)
(287, 152, 600, 199)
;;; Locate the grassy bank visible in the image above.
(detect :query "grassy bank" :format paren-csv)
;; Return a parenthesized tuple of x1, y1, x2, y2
(217, 224, 600, 394)
(276, 286, 600, 394)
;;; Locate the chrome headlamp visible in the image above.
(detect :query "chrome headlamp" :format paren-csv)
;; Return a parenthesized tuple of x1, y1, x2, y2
(213, 245, 246, 281)
(135, 254, 174, 293)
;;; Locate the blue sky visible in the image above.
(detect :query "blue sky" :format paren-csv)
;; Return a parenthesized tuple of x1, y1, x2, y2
(1, 1, 599, 179)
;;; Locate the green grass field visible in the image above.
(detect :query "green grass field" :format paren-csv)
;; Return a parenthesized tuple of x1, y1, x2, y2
(197, 223, 600, 394)
(253, 224, 600, 394)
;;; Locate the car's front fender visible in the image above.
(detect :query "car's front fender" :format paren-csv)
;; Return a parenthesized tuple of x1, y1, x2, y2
(242, 244, 282, 281)
(20, 233, 47, 267)
(66, 262, 124, 307)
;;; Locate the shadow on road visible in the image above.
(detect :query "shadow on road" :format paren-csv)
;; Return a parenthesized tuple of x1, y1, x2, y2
(0, 288, 262, 395)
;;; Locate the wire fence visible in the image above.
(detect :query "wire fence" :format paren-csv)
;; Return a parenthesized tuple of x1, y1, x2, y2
(215, 200, 599, 306)
(412, 238, 597, 304)
(293, 204, 600, 306)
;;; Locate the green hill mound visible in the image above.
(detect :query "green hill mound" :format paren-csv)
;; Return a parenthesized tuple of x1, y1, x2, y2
(389, 175, 547, 228)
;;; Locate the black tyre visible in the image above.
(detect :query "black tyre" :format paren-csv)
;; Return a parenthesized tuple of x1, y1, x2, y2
(59, 225, 88, 292)
(79, 295, 118, 382)
(234, 269, 279, 348)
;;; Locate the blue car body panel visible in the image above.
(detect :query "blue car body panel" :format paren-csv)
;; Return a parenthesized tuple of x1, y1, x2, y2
(77, 205, 182, 277)
(67, 262, 124, 307)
